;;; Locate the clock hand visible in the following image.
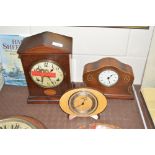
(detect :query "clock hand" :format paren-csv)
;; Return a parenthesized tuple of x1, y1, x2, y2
(75, 102, 85, 108)
(75, 97, 87, 108)
(48, 77, 55, 86)
(107, 74, 113, 79)
(107, 77, 111, 84)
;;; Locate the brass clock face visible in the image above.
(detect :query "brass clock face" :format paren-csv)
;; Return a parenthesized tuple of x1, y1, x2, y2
(68, 91, 98, 116)
(98, 69, 119, 87)
(30, 60, 64, 88)
(0, 118, 37, 129)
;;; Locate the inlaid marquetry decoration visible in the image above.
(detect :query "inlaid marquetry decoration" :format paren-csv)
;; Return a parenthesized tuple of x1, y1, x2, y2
(17, 31, 73, 104)
(83, 57, 134, 99)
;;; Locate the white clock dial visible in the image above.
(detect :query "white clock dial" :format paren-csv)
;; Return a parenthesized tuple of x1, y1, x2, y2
(30, 61, 64, 88)
(98, 70, 119, 87)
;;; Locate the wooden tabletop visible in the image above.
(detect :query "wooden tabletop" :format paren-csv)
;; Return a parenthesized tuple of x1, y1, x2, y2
(0, 85, 154, 129)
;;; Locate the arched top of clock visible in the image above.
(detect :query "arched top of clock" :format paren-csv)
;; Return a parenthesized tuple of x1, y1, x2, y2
(83, 57, 133, 75)
(17, 31, 72, 55)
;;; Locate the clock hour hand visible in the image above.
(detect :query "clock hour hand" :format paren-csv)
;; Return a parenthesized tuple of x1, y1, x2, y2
(75, 97, 87, 108)
(107, 77, 111, 84)
(75, 102, 85, 108)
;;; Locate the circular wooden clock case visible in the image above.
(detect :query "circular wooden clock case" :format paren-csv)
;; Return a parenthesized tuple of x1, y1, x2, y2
(0, 115, 46, 129)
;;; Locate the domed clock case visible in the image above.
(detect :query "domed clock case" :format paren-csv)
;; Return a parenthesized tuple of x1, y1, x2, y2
(17, 32, 72, 104)
(83, 57, 134, 99)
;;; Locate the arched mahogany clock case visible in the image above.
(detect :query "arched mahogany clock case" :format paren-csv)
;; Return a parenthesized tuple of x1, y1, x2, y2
(17, 32, 72, 104)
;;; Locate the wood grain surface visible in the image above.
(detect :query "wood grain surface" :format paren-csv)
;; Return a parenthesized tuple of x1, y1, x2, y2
(0, 84, 147, 129)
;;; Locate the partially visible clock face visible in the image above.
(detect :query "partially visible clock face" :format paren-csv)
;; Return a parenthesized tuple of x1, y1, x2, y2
(98, 69, 119, 87)
(0, 118, 37, 129)
(30, 60, 64, 88)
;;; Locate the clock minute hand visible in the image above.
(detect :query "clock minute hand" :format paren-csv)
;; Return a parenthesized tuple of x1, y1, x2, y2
(107, 73, 114, 80)
(75, 97, 87, 108)
(109, 74, 115, 78)
(107, 74, 115, 84)
(75, 102, 85, 108)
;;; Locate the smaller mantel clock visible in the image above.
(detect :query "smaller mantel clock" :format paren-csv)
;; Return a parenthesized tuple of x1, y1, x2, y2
(83, 57, 134, 99)
(59, 88, 107, 120)
(17, 32, 72, 104)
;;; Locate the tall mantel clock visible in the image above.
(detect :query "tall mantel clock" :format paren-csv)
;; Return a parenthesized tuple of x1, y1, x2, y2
(18, 31, 73, 104)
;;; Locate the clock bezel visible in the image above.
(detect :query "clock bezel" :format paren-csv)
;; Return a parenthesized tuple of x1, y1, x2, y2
(29, 59, 64, 89)
(98, 69, 119, 87)
(68, 90, 98, 116)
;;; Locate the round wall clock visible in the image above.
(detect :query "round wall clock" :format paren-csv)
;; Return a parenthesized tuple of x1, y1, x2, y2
(59, 88, 107, 120)
(83, 57, 134, 99)
(0, 115, 46, 129)
(17, 32, 72, 104)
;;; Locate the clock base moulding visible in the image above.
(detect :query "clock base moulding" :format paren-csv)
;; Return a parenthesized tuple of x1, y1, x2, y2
(103, 89, 134, 99)
(27, 82, 74, 104)
(27, 96, 61, 104)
